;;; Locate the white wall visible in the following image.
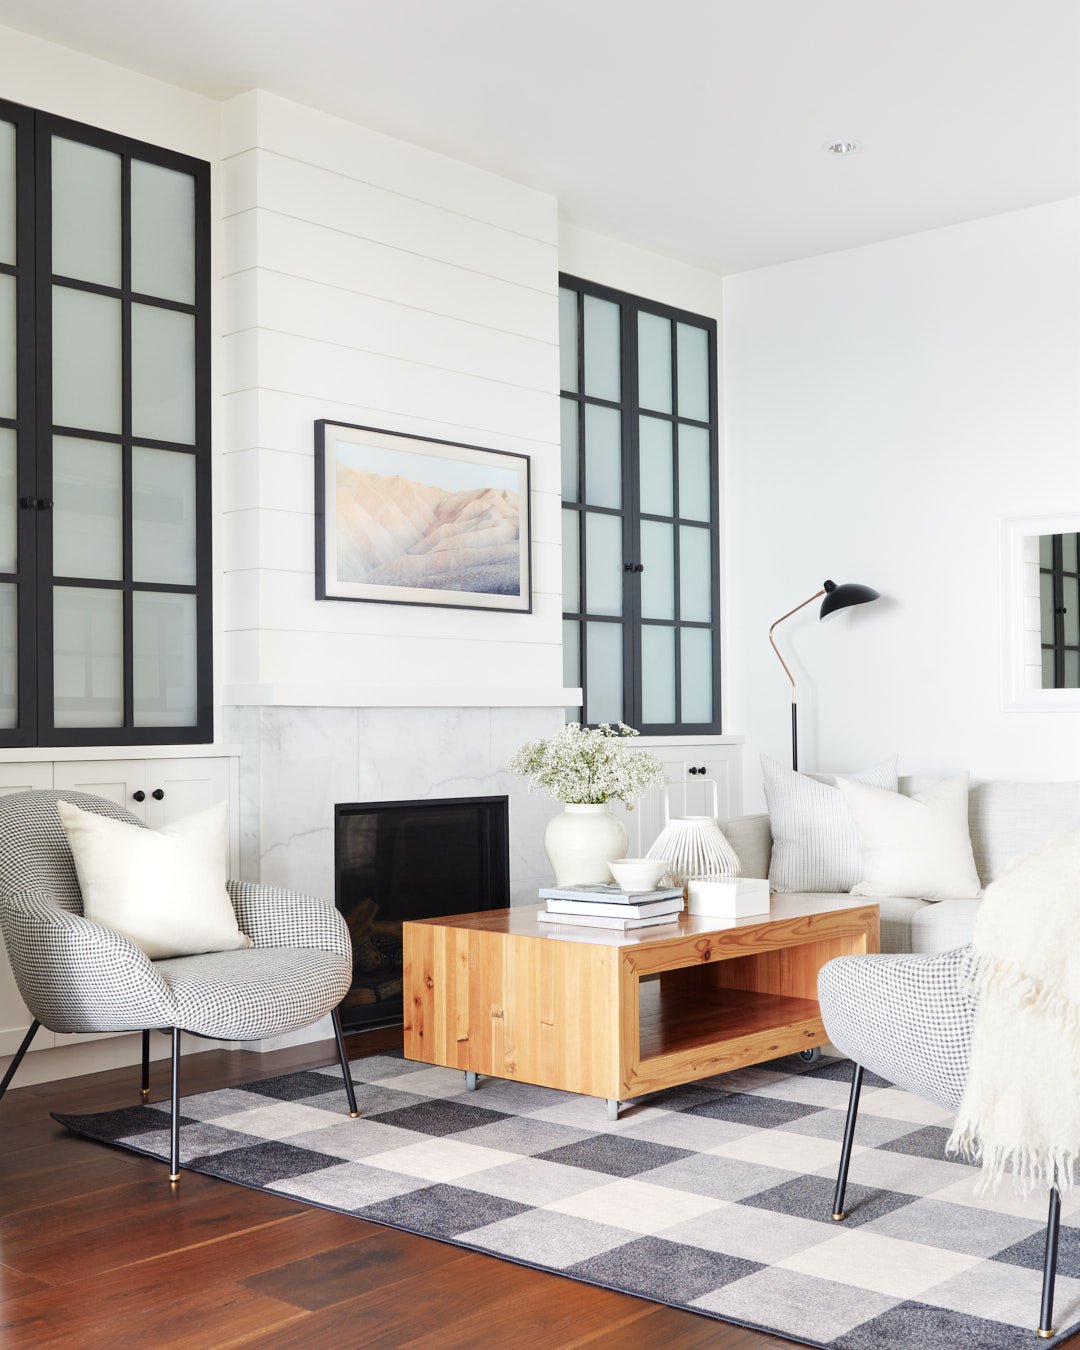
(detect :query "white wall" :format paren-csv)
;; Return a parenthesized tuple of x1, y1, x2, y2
(723, 198, 1080, 809)
(220, 91, 567, 704)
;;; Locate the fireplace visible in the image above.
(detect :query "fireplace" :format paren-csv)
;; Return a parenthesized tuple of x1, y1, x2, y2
(334, 795, 510, 1031)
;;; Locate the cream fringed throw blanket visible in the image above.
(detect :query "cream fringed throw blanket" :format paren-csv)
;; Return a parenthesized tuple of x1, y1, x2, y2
(948, 827, 1080, 1195)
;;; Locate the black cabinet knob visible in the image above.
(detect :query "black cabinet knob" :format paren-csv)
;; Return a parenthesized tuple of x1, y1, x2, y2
(132, 790, 145, 802)
(152, 788, 165, 801)
(698, 766, 706, 774)
(688, 767, 699, 776)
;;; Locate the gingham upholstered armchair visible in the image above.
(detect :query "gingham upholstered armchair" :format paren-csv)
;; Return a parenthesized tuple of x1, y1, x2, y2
(819, 949, 1064, 1340)
(0, 790, 359, 1183)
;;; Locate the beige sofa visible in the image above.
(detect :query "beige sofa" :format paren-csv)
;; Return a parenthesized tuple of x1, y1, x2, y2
(721, 776, 1080, 954)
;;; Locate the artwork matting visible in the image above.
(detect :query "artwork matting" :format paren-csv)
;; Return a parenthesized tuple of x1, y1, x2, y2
(314, 420, 532, 613)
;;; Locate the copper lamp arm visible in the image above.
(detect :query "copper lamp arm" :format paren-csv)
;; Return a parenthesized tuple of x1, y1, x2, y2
(768, 589, 825, 702)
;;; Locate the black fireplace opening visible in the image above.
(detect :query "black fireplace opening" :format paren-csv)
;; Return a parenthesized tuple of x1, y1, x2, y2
(334, 795, 509, 1031)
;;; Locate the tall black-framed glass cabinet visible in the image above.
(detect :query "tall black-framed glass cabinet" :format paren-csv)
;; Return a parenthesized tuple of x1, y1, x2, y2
(559, 274, 721, 734)
(0, 97, 212, 747)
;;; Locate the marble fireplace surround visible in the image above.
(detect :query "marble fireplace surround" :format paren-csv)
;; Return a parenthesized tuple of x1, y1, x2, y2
(223, 705, 564, 915)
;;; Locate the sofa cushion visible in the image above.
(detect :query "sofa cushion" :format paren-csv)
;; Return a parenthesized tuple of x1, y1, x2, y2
(910, 897, 982, 955)
(876, 895, 932, 954)
(839, 774, 981, 902)
(719, 813, 772, 880)
(762, 753, 898, 893)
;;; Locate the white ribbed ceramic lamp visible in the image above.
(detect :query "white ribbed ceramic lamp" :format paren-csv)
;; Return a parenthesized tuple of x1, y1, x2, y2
(645, 782, 740, 887)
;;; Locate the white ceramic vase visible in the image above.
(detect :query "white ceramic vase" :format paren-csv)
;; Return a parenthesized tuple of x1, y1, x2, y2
(544, 804, 629, 886)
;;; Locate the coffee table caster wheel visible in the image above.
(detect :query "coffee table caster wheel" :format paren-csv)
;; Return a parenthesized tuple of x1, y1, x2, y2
(464, 1071, 478, 1091)
(607, 1099, 620, 1121)
(800, 1048, 821, 1063)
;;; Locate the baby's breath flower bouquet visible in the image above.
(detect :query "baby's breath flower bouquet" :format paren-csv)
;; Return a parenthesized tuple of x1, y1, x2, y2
(508, 722, 666, 808)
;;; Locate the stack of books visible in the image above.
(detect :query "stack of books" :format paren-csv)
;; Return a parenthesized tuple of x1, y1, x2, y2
(536, 883, 684, 931)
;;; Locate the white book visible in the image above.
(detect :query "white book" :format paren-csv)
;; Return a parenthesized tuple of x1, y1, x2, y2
(537, 910, 681, 931)
(538, 883, 683, 906)
(545, 897, 684, 919)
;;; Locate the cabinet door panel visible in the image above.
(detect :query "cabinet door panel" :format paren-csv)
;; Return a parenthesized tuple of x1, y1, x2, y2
(145, 758, 237, 875)
(53, 760, 148, 820)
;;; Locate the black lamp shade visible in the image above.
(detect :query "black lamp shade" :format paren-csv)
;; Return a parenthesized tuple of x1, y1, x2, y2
(819, 579, 880, 622)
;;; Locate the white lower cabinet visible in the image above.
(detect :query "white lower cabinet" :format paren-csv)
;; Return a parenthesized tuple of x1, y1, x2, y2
(0, 750, 239, 1061)
(612, 739, 744, 858)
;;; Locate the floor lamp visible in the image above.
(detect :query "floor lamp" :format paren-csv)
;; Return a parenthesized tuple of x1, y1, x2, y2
(769, 579, 880, 771)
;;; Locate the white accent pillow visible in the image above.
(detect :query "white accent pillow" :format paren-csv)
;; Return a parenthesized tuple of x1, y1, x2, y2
(837, 773, 981, 902)
(762, 752, 898, 893)
(57, 799, 252, 959)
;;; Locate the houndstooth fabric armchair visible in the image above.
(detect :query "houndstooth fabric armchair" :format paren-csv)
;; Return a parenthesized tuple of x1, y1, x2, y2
(818, 948, 1063, 1340)
(0, 790, 360, 1182)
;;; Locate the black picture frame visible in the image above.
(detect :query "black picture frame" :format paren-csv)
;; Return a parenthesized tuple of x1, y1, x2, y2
(314, 419, 532, 614)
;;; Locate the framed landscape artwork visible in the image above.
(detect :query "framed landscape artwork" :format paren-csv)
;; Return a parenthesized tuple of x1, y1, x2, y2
(314, 421, 532, 613)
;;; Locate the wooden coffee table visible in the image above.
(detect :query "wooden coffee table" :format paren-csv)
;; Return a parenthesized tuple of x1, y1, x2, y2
(403, 894, 879, 1117)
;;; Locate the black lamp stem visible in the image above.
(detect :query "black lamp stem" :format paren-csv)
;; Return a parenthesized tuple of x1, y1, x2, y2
(791, 703, 799, 771)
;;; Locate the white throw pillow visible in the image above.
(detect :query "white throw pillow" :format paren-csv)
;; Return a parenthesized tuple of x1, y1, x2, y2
(57, 800, 252, 959)
(762, 752, 898, 893)
(837, 773, 982, 902)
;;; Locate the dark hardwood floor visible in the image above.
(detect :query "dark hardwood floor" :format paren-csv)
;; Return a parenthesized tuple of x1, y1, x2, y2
(0, 1031, 1071, 1349)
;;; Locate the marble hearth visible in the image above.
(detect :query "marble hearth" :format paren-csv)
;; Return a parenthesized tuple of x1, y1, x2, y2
(223, 705, 563, 914)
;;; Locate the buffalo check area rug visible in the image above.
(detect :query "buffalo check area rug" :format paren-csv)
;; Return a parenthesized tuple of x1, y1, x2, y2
(56, 1053, 1080, 1349)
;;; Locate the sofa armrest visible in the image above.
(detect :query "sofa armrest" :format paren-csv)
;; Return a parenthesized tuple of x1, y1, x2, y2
(719, 813, 772, 880)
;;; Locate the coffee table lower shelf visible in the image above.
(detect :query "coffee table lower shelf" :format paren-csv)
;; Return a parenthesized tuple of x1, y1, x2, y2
(403, 897, 879, 1117)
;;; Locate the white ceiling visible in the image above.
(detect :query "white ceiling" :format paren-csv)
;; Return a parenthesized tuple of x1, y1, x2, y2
(2, 0, 1078, 273)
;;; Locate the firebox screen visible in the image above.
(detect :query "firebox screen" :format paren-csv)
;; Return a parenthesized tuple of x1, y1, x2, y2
(335, 796, 509, 1030)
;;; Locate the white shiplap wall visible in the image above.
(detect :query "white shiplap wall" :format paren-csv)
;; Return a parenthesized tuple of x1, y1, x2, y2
(220, 90, 566, 699)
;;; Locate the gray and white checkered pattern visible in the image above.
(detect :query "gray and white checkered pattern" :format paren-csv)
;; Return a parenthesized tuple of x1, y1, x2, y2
(818, 948, 975, 1111)
(57, 1052, 1080, 1349)
(0, 791, 351, 1041)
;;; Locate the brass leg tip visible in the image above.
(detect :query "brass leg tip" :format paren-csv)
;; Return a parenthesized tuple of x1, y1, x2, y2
(831, 1212, 846, 1222)
(168, 1172, 181, 1184)
(140, 1088, 150, 1102)
(1037, 1330, 1054, 1340)
(348, 1111, 360, 1119)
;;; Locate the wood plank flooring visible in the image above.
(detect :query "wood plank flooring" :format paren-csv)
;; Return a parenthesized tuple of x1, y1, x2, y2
(0, 1029, 1070, 1349)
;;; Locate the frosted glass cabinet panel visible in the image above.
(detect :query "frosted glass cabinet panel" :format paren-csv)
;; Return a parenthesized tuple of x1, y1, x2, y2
(559, 275, 720, 733)
(52, 286, 122, 434)
(583, 296, 620, 402)
(558, 287, 578, 395)
(638, 312, 672, 414)
(53, 437, 122, 580)
(53, 586, 124, 729)
(131, 305, 195, 444)
(132, 447, 196, 585)
(0, 580, 14, 729)
(131, 160, 195, 304)
(51, 138, 121, 288)
(0, 583, 15, 729)
(641, 624, 676, 724)
(133, 591, 197, 727)
(0, 273, 15, 421)
(585, 622, 623, 725)
(0, 427, 15, 575)
(583, 404, 621, 509)
(0, 119, 13, 266)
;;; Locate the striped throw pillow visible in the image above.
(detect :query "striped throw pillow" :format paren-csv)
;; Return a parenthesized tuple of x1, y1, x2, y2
(762, 752, 898, 894)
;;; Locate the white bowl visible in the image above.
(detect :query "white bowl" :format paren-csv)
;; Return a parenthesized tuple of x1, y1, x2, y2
(608, 857, 670, 892)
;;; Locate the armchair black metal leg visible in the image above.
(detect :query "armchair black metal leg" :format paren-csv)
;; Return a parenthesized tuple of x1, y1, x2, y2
(140, 1029, 151, 1102)
(1038, 1185, 1061, 1338)
(169, 1028, 181, 1184)
(332, 1006, 359, 1118)
(832, 1062, 864, 1221)
(0, 1020, 40, 1104)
